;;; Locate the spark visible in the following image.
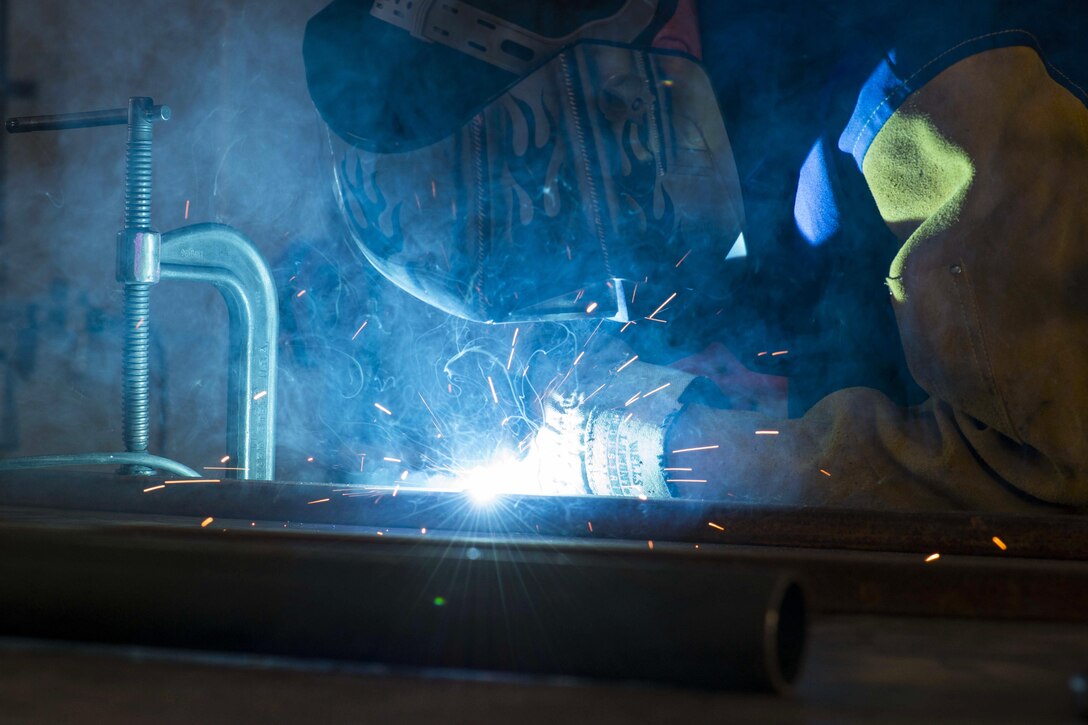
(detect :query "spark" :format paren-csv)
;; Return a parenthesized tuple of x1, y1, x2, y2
(644, 316, 667, 323)
(383, 457, 401, 463)
(667, 479, 707, 483)
(662, 79, 675, 87)
(308, 498, 330, 505)
(184, 199, 190, 219)
(510, 327, 520, 347)
(392, 484, 400, 496)
(418, 393, 443, 434)
(641, 382, 670, 399)
(164, 478, 220, 484)
(587, 521, 593, 532)
(252, 390, 268, 401)
(572, 351, 585, 366)
(421, 527, 427, 535)
(585, 301, 599, 314)
(431, 179, 437, 197)
(924, 553, 940, 563)
(708, 522, 725, 531)
(631, 282, 638, 303)
(565, 245, 572, 261)
(220, 455, 230, 464)
(992, 536, 1008, 551)
(200, 516, 214, 527)
(306, 456, 315, 463)
(374, 402, 393, 416)
(620, 320, 636, 332)
(296, 289, 307, 298)
(583, 383, 606, 404)
(359, 453, 367, 472)
(674, 249, 692, 267)
(487, 375, 499, 404)
(671, 444, 720, 454)
(351, 320, 368, 340)
(582, 319, 604, 348)
(819, 469, 832, 477)
(663, 467, 692, 471)
(647, 540, 654, 550)
(433, 596, 445, 606)
(621, 412, 634, 425)
(772, 350, 789, 356)
(648, 292, 677, 320)
(757, 351, 768, 357)
(143, 484, 165, 492)
(615, 355, 638, 373)
(574, 289, 584, 302)
(135, 317, 144, 330)
(400, 469, 408, 481)
(755, 430, 780, 435)
(624, 392, 642, 407)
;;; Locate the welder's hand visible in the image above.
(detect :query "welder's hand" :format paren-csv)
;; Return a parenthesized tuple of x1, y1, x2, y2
(522, 360, 702, 499)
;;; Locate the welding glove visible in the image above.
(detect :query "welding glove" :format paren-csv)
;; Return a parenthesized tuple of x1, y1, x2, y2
(523, 358, 719, 499)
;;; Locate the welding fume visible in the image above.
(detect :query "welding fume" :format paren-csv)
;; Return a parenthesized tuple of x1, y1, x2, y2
(298, 0, 1088, 513)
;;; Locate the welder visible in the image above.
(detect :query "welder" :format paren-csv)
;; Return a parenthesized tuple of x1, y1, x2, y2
(303, 0, 1088, 511)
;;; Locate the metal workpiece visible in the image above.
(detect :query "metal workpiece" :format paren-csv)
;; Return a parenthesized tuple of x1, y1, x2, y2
(0, 521, 806, 692)
(160, 223, 278, 481)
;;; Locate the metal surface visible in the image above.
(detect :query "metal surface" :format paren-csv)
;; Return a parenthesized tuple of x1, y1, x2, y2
(160, 223, 278, 481)
(4, 469, 1088, 621)
(0, 520, 806, 692)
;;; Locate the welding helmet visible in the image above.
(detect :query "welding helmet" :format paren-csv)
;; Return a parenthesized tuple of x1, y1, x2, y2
(305, 0, 746, 324)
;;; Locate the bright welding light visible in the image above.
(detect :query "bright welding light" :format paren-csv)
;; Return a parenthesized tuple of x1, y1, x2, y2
(461, 452, 524, 505)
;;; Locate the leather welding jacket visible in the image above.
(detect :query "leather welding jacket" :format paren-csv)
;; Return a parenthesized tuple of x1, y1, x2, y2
(667, 39, 1088, 513)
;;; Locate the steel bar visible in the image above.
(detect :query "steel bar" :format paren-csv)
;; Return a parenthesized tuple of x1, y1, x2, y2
(5, 104, 169, 133)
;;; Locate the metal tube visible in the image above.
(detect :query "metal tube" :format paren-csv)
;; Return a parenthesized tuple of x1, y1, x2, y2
(0, 523, 806, 692)
(160, 223, 278, 481)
